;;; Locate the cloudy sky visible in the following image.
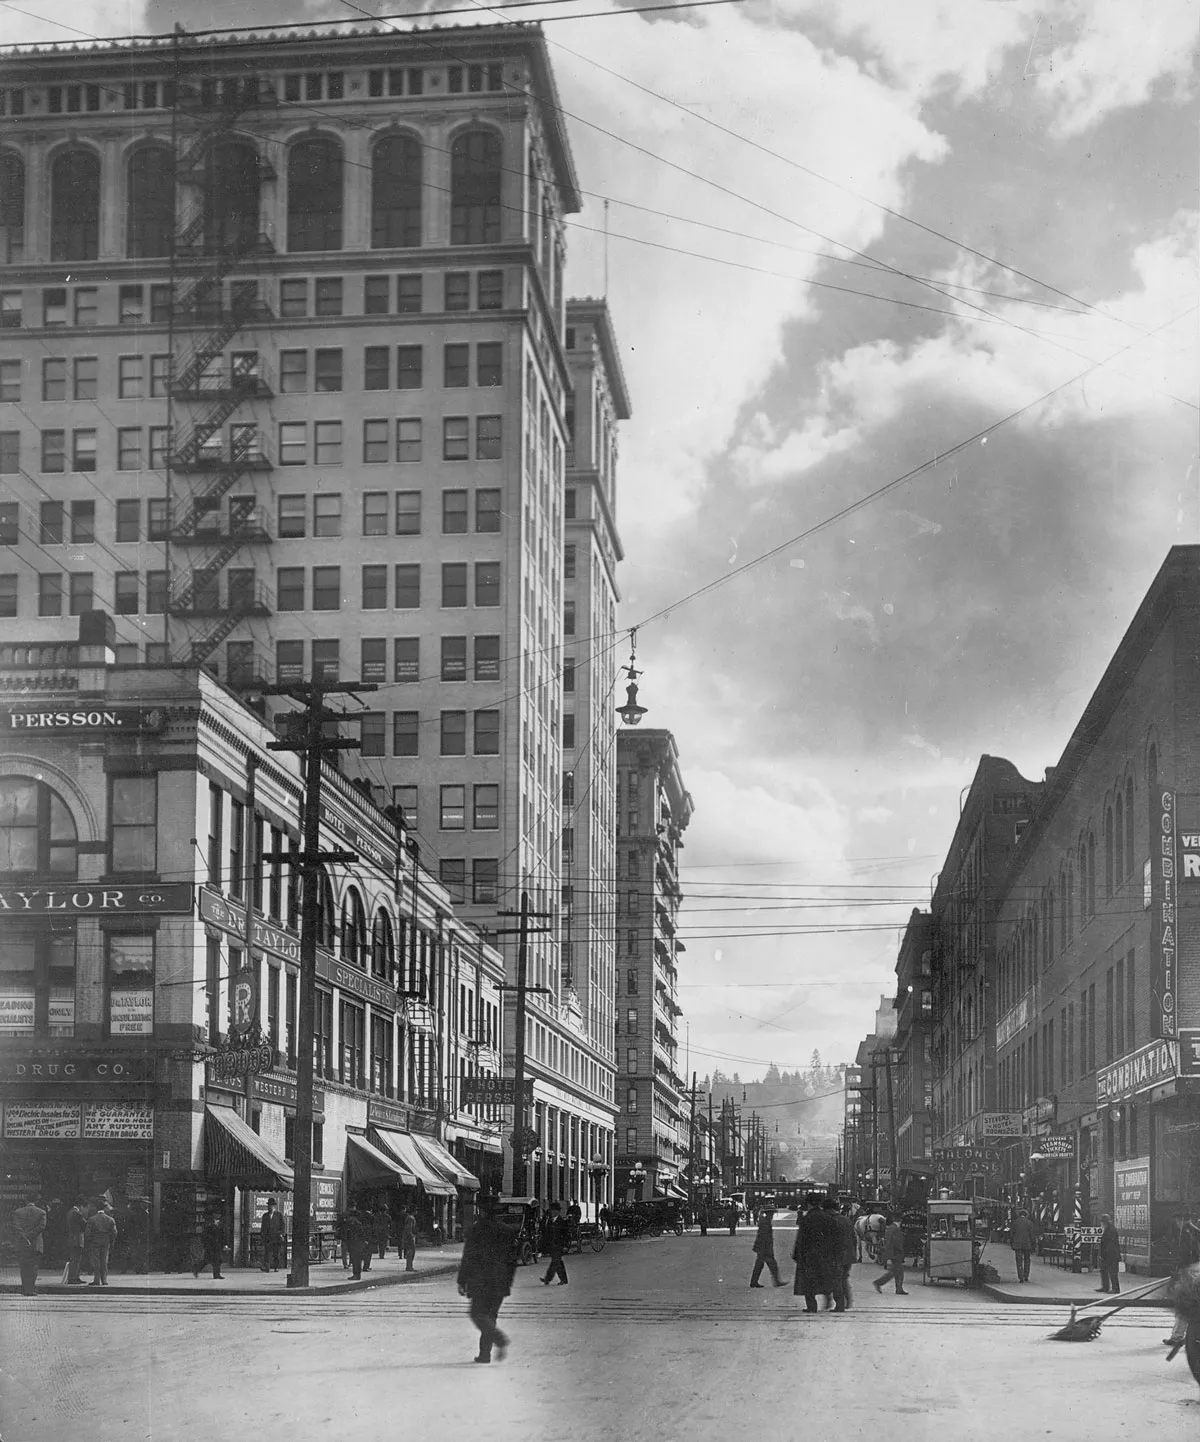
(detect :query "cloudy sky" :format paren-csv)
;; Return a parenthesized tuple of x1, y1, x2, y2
(6, 0, 1196, 1083)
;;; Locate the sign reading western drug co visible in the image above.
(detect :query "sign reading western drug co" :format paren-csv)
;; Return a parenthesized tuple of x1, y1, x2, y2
(0, 705, 166, 734)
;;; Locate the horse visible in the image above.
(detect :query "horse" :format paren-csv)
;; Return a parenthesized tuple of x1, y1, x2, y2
(854, 1212, 887, 1262)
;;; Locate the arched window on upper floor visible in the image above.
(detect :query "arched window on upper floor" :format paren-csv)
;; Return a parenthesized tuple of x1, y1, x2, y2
(1066, 862, 1075, 940)
(1114, 791, 1125, 887)
(371, 909, 394, 981)
(1086, 834, 1097, 920)
(1148, 743, 1158, 802)
(340, 888, 367, 966)
(50, 148, 100, 262)
(288, 137, 343, 253)
(1059, 867, 1068, 951)
(1045, 889, 1055, 967)
(371, 134, 421, 249)
(126, 147, 175, 259)
(0, 150, 25, 264)
(315, 868, 335, 950)
(1125, 777, 1135, 878)
(204, 138, 261, 253)
(0, 776, 77, 875)
(450, 129, 501, 245)
(1104, 805, 1115, 900)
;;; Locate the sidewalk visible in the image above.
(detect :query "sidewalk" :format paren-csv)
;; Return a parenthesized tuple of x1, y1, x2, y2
(980, 1253, 1172, 1307)
(0, 1243, 463, 1297)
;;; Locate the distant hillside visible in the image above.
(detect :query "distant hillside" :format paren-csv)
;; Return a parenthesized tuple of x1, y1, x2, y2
(700, 1057, 846, 1183)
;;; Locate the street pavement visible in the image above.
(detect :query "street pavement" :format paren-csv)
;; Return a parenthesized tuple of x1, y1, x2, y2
(2, 1228, 1195, 1442)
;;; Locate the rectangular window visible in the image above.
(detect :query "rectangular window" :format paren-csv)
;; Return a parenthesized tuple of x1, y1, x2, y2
(279, 279, 307, 318)
(42, 429, 66, 473)
(563, 658, 575, 693)
(42, 357, 66, 401)
(474, 635, 499, 681)
(276, 567, 305, 611)
(314, 278, 343, 317)
(564, 600, 576, 636)
(362, 565, 387, 610)
(472, 858, 498, 905)
(312, 640, 339, 683)
(0, 360, 17, 402)
(71, 357, 98, 403)
(475, 562, 500, 607)
(393, 711, 419, 757)
(473, 784, 499, 830)
(397, 345, 423, 389)
(441, 636, 467, 682)
(114, 572, 139, 615)
(145, 570, 167, 614)
(118, 355, 144, 399)
(43, 288, 67, 327)
(441, 712, 467, 756)
(445, 273, 470, 311)
(396, 418, 421, 462)
(394, 564, 421, 609)
(443, 417, 469, 461)
(477, 342, 502, 386)
(363, 420, 389, 464)
(117, 285, 143, 325)
(477, 270, 503, 310)
(443, 343, 469, 387)
(474, 710, 500, 755)
(277, 494, 306, 538)
(313, 493, 342, 538)
(361, 638, 387, 683)
(363, 491, 388, 534)
(564, 544, 576, 579)
(0, 431, 17, 474)
(70, 501, 94, 543)
(107, 935, 154, 1038)
(280, 349, 307, 393)
(563, 714, 576, 748)
(68, 573, 93, 615)
(364, 275, 390, 314)
(279, 422, 307, 465)
(275, 639, 304, 683)
(476, 489, 502, 532)
(117, 428, 142, 471)
(476, 415, 502, 459)
(397, 274, 422, 313)
(0, 290, 23, 332)
(0, 504, 17, 546)
(443, 490, 468, 534)
(395, 491, 421, 535)
(149, 354, 171, 398)
(440, 860, 466, 906)
(360, 712, 385, 758)
(149, 428, 170, 471)
(314, 348, 343, 393)
(314, 421, 342, 466)
(311, 565, 341, 611)
(394, 637, 419, 683)
(40, 501, 64, 544)
(442, 563, 467, 608)
(440, 785, 465, 830)
(111, 775, 157, 871)
(565, 489, 577, 519)
(38, 573, 62, 616)
(339, 1000, 364, 1089)
(364, 345, 389, 390)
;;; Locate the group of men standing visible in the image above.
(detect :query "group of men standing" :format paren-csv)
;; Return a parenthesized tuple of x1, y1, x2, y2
(12, 1194, 127, 1294)
(338, 1205, 419, 1280)
(748, 1198, 908, 1307)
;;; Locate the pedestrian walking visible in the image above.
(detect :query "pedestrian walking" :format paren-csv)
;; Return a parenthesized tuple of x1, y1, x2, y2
(343, 1209, 368, 1280)
(698, 1203, 708, 1237)
(86, 1200, 118, 1287)
(837, 1204, 857, 1309)
(599, 1204, 611, 1238)
(726, 1201, 739, 1236)
(400, 1211, 418, 1271)
(373, 1206, 390, 1261)
(1096, 1213, 1121, 1294)
(457, 1196, 518, 1364)
(12, 1194, 47, 1295)
(872, 1212, 908, 1296)
(66, 1195, 88, 1285)
(540, 1201, 570, 1286)
(261, 1197, 286, 1272)
(1010, 1209, 1035, 1284)
(1164, 1210, 1200, 1346)
(800, 1197, 847, 1311)
(749, 1207, 785, 1288)
(193, 1206, 225, 1280)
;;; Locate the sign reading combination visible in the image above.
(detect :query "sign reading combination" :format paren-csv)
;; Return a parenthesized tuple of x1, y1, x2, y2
(1150, 789, 1178, 1037)
(1096, 1038, 1178, 1106)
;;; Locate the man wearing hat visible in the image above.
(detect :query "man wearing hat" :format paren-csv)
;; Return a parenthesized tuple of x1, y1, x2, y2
(12, 1194, 46, 1295)
(749, 1207, 785, 1288)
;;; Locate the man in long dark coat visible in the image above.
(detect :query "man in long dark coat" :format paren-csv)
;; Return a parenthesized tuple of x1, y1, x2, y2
(458, 1197, 518, 1364)
(799, 1196, 846, 1312)
(837, 1204, 858, 1309)
(749, 1208, 784, 1287)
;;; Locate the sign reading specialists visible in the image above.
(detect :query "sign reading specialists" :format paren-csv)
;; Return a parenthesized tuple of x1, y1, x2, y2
(0, 705, 166, 734)
(314, 951, 397, 1013)
(1114, 1156, 1151, 1265)
(1096, 1038, 1179, 1106)
(1151, 789, 1178, 1037)
(0, 883, 192, 916)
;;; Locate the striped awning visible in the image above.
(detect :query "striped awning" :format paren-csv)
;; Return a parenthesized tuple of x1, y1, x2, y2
(411, 1134, 480, 1191)
(346, 1133, 417, 1190)
(371, 1128, 455, 1197)
(204, 1106, 293, 1191)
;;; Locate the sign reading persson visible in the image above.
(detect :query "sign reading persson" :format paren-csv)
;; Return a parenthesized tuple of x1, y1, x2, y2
(0, 705, 166, 734)
(0, 883, 192, 915)
(461, 1076, 535, 1106)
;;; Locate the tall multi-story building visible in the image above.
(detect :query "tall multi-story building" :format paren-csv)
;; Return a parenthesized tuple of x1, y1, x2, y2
(0, 20, 616, 1210)
(893, 909, 934, 1174)
(614, 728, 692, 1198)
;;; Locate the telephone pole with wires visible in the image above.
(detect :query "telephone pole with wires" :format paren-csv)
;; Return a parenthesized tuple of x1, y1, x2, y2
(265, 677, 375, 1287)
(494, 890, 553, 1196)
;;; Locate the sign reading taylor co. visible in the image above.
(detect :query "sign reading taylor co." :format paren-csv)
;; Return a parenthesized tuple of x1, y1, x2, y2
(0, 883, 192, 915)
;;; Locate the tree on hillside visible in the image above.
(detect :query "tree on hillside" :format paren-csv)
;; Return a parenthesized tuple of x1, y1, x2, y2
(811, 1048, 821, 1071)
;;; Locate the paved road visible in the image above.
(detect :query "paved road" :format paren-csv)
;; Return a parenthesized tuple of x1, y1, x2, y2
(2, 1233, 1195, 1441)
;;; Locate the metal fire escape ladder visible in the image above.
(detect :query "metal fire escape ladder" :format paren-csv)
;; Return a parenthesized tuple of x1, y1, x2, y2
(168, 76, 277, 672)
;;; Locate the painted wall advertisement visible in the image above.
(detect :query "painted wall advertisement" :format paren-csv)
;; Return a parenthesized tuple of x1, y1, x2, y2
(3, 1101, 82, 1138)
(1150, 789, 1177, 1037)
(1113, 1156, 1151, 1265)
(109, 990, 154, 1036)
(2, 1101, 155, 1139)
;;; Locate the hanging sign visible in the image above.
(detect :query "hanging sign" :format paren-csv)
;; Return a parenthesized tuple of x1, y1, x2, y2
(1150, 789, 1178, 1037)
(228, 959, 259, 1039)
(1096, 1038, 1178, 1106)
(462, 1076, 534, 1106)
(1178, 1028, 1200, 1078)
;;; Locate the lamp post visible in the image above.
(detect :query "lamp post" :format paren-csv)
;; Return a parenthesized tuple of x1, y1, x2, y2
(588, 1153, 609, 1223)
(629, 1161, 647, 1202)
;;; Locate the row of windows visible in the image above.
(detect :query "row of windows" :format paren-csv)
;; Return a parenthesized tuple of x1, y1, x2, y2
(437, 857, 500, 907)
(279, 488, 502, 538)
(276, 342, 505, 393)
(0, 415, 503, 473)
(0, 127, 507, 263)
(275, 561, 502, 612)
(274, 635, 501, 688)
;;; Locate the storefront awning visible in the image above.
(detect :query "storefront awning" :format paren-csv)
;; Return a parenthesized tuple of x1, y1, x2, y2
(204, 1106, 293, 1191)
(411, 1134, 481, 1191)
(371, 1127, 456, 1197)
(661, 1181, 688, 1200)
(345, 1133, 417, 1190)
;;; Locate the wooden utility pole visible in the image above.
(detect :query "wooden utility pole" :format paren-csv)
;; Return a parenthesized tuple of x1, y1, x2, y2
(495, 890, 552, 1197)
(687, 1072, 698, 1216)
(267, 678, 373, 1288)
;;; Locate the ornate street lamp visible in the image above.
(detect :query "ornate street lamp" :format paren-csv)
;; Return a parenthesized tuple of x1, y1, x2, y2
(629, 1160, 647, 1201)
(588, 1152, 609, 1221)
(616, 628, 648, 727)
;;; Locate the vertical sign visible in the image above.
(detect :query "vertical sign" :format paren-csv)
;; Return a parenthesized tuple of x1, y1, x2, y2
(1113, 1156, 1151, 1266)
(1151, 789, 1177, 1038)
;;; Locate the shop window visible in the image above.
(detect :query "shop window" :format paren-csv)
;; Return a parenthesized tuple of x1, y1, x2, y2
(340, 999, 365, 1088)
(109, 775, 157, 872)
(0, 929, 75, 1038)
(0, 776, 77, 875)
(107, 933, 155, 1037)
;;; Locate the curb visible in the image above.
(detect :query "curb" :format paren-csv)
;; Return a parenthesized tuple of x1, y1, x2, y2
(0, 1261, 460, 1299)
(981, 1282, 1171, 1308)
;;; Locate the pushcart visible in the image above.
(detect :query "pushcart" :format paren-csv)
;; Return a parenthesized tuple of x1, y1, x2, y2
(923, 1198, 977, 1286)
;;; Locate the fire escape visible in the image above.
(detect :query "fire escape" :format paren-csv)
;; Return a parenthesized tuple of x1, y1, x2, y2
(167, 76, 277, 676)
